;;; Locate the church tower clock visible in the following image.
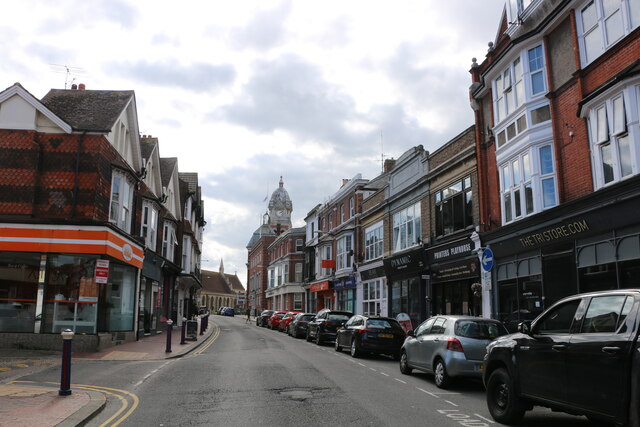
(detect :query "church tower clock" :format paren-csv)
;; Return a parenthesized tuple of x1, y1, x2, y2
(267, 176, 292, 231)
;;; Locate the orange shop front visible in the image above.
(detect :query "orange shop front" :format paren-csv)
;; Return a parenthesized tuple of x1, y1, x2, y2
(0, 224, 143, 349)
(309, 280, 333, 311)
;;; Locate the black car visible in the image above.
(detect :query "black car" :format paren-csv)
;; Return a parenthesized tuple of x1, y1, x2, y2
(484, 289, 640, 426)
(257, 310, 274, 327)
(288, 313, 316, 338)
(335, 315, 405, 359)
(306, 308, 352, 345)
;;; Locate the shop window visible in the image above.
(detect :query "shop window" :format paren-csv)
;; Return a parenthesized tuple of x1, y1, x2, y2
(362, 279, 386, 316)
(98, 263, 136, 331)
(579, 263, 617, 293)
(0, 253, 41, 333)
(44, 255, 99, 334)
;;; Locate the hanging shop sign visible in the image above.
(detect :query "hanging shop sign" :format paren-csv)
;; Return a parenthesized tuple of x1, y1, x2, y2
(310, 281, 331, 293)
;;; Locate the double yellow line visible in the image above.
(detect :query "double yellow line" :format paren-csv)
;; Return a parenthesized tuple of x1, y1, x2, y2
(193, 324, 221, 355)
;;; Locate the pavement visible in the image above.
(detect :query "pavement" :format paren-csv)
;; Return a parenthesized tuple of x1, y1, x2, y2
(0, 314, 228, 427)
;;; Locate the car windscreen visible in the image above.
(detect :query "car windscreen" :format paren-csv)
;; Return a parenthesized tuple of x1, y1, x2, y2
(301, 315, 315, 321)
(455, 320, 509, 339)
(327, 314, 350, 322)
(262, 311, 274, 316)
(367, 319, 402, 330)
(276, 313, 286, 318)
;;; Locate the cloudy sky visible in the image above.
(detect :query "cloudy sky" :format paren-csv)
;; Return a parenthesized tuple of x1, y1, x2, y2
(2, 0, 506, 285)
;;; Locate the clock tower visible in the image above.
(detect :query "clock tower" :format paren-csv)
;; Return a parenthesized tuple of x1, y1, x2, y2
(267, 176, 292, 231)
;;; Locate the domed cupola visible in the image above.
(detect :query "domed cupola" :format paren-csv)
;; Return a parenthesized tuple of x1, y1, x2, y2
(267, 176, 292, 230)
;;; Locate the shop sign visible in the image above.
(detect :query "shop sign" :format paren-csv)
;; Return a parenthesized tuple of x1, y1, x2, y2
(359, 265, 386, 281)
(310, 281, 331, 293)
(383, 248, 425, 278)
(427, 238, 473, 264)
(431, 258, 479, 282)
(95, 259, 110, 284)
(334, 276, 356, 290)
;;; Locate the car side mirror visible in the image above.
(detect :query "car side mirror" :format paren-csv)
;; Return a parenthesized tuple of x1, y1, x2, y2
(407, 330, 415, 337)
(518, 321, 532, 335)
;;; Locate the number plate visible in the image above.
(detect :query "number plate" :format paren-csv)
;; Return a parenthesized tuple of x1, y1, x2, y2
(379, 333, 393, 338)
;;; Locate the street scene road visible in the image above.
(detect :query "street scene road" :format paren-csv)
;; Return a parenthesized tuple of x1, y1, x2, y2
(8, 316, 600, 426)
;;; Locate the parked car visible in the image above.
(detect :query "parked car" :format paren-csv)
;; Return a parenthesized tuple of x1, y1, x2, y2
(257, 310, 274, 327)
(222, 307, 235, 316)
(400, 315, 508, 389)
(218, 306, 227, 315)
(279, 311, 301, 332)
(288, 313, 316, 338)
(335, 315, 406, 359)
(484, 289, 640, 426)
(306, 309, 352, 344)
(268, 311, 287, 329)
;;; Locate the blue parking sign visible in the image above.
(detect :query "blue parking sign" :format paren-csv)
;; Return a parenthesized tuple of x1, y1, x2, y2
(481, 248, 494, 272)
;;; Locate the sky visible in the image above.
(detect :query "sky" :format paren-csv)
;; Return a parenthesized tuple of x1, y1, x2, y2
(2, 0, 507, 286)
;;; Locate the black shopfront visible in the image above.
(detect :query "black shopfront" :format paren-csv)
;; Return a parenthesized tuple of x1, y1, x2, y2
(484, 177, 640, 331)
(426, 236, 481, 317)
(383, 247, 427, 329)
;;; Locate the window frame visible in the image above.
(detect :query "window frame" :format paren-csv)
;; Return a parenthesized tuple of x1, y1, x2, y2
(435, 176, 474, 237)
(392, 202, 422, 253)
(336, 234, 353, 271)
(364, 223, 384, 261)
(141, 200, 158, 250)
(109, 170, 134, 232)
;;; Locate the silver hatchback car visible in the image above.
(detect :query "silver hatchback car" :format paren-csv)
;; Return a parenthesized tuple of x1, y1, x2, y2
(399, 315, 508, 388)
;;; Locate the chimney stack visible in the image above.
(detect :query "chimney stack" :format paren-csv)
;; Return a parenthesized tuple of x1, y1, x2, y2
(384, 158, 396, 173)
(78, 83, 86, 90)
(71, 84, 78, 90)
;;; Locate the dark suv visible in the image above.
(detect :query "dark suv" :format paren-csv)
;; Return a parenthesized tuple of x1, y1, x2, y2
(484, 289, 640, 426)
(306, 308, 352, 345)
(257, 310, 274, 327)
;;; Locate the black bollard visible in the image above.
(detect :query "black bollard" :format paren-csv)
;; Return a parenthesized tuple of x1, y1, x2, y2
(165, 319, 173, 353)
(180, 317, 186, 345)
(59, 329, 74, 396)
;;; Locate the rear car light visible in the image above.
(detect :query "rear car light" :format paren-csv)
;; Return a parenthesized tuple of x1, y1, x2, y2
(357, 329, 374, 334)
(446, 337, 464, 352)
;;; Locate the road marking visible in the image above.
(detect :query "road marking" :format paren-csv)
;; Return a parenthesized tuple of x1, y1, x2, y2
(417, 387, 439, 398)
(74, 384, 140, 427)
(193, 325, 221, 355)
(358, 363, 366, 367)
(380, 372, 390, 377)
(394, 378, 407, 384)
(475, 414, 495, 424)
(437, 409, 492, 426)
(133, 361, 171, 387)
(445, 400, 458, 407)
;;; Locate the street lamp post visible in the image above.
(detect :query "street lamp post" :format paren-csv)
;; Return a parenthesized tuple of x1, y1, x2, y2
(165, 319, 173, 353)
(59, 329, 74, 396)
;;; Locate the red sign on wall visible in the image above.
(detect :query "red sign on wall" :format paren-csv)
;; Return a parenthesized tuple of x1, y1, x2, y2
(95, 259, 110, 284)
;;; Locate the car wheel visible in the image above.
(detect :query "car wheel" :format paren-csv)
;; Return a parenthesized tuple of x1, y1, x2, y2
(335, 337, 342, 352)
(434, 359, 451, 389)
(399, 351, 412, 375)
(306, 330, 312, 342)
(350, 339, 362, 358)
(486, 368, 526, 424)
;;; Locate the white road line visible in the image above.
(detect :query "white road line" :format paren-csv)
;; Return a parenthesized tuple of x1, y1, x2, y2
(358, 363, 366, 367)
(380, 372, 390, 377)
(369, 367, 377, 372)
(445, 400, 458, 407)
(475, 414, 495, 424)
(134, 362, 170, 388)
(394, 378, 407, 384)
(416, 387, 439, 398)
(431, 392, 460, 395)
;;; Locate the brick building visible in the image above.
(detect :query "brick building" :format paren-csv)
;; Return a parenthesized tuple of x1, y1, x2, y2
(469, 0, 640, 329)
(0, 83, 203, 350)
(265, 227, 305, 311)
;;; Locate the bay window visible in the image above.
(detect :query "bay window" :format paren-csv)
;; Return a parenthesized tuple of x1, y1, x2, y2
(500, 144, 557, 224)
(141, 201, 158, 250)
(109, 171, 133, 232)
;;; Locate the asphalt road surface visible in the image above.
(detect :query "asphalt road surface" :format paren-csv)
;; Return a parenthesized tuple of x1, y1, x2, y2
(21, 316, 599, 426)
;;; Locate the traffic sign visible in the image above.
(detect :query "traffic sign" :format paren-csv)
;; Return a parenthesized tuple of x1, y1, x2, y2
(481, 248, 494, 272)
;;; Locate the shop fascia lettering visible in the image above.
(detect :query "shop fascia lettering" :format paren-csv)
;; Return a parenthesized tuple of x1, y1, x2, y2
(519, 220, 590, 248)
(390, 255, 411, 269)
(432, 243, 472, 261)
